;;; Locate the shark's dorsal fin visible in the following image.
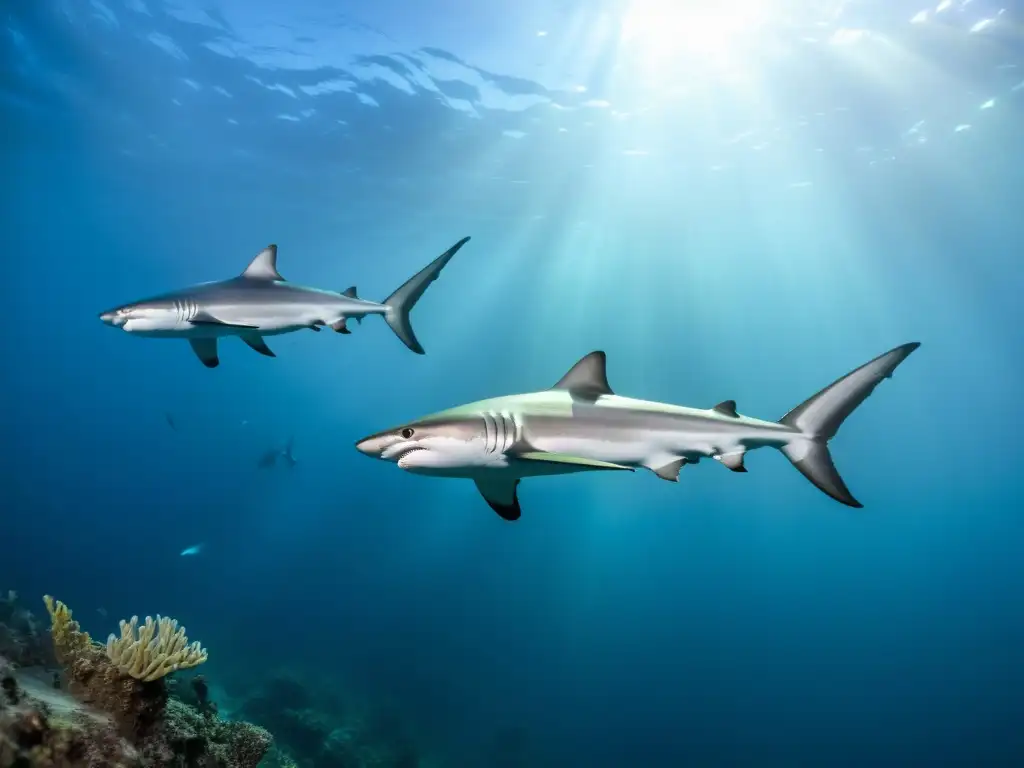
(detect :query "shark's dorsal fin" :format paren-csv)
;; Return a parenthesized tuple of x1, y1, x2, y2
(712, 400, 739, 418)
(342, 286, 358, 299)
(551, 351, 614, 401)
(241, 245, 284, 281)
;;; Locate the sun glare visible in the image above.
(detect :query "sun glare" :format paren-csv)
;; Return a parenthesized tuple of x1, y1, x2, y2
(620, 0, 774, 64)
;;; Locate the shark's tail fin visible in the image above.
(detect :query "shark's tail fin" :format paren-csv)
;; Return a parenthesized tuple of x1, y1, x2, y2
(778, 342, 920, 508)
(382, 236, 470, 354)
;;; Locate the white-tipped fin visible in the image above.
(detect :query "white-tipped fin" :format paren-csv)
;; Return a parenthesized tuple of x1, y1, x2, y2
(551, 351, 615, 401)
(241, 245, 284, 281)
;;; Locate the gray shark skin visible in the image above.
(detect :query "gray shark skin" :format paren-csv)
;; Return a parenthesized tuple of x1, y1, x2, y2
(99, 237, 471, 367)
(355, 343, 921, 521)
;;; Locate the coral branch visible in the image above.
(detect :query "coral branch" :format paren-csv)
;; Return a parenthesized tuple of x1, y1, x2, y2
(106, 615, 208, 682)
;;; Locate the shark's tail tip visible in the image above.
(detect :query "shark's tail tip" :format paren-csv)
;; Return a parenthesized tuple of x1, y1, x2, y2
(778, 341, 920, 507)
(382, 236, 471, 354)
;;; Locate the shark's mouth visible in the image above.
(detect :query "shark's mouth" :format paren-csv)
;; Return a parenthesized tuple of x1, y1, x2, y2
(395, 447, 427, 468)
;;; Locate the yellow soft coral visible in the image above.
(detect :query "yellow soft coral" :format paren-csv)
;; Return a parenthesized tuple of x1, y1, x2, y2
(106, 614, 208, 682)
(42, 594, 95, 663)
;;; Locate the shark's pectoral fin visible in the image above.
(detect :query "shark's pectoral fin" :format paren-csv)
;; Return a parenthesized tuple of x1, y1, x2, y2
(308, 324, 322, 332)
(188, 338, 219, 368)
(518, 452, 634, 471)
(241, 334, 275, 358)
(474, 477, 521, 521)
(190, 310, 258, 330)
(331, 318, 352, 334)
(648, 457, 687, 482)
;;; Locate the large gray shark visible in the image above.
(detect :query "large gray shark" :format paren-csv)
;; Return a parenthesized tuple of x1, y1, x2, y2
(99, 236, 471, 367)
(355, 343, 920, 521)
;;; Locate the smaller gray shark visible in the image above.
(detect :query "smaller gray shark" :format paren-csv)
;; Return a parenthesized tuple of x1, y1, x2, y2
(257, 437, 297, 469)
(355, 343, 920, 520)
(100, 236, 471, 367)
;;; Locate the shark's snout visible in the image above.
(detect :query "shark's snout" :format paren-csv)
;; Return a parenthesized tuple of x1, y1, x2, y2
(99, 308, 128, 328)
(355, 435, 384, 457)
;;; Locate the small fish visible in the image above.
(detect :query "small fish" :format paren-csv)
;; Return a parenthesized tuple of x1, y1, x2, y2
(97, 607, 108, 618)
(165, 412, 177, 430)
(180, 543, 205, 556)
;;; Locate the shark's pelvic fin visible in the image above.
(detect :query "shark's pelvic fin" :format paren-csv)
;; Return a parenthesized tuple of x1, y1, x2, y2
(241, 245, 284, 281)
(650, 457, 687, 482)
(474, 477, 521, 521)
(188, 338, 219, 368)
(342, 286, 358, 298)
(382, 236, 470, 354)
(241, 334, 275, 358)
(712, 400, 739, 418)
(716, 451, 747, 472)
(518, 451, 633, 471)
(331, 318, 352, 334)
(551, 351, 615, 401)
(189, 310, 258, 329)
(778, 342, 921, 508)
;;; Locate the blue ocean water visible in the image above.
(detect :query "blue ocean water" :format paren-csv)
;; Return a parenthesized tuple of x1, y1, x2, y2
(3, 0, 1023, 765)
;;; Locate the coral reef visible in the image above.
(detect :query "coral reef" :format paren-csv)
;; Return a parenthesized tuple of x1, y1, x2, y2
(0, 592, 273, 768)
(0, 592, 55, 669)
(238, 672, 423, 768)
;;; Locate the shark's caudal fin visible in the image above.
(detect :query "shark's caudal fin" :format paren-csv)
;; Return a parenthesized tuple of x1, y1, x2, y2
(778, 342, 920, 508)
(382, 236, 470, 354)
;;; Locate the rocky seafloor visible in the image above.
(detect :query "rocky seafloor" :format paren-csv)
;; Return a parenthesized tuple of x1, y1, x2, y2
(0, 591, 441, 768)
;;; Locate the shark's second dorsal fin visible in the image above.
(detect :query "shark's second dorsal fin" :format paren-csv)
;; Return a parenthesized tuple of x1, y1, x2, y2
(342, 286, 358, 298)
(713, 400, 739, 418)
(241, 245, 284, 281)
(551, 351, 614, 401)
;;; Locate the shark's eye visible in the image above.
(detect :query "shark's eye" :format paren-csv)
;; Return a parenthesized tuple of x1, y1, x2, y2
(401, 428, 415, 439)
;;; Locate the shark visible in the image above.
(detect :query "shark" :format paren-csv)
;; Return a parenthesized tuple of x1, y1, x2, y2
(257, 437, 298, 469)
(99, 236, 471, 367)
(355, 342, 920, 520)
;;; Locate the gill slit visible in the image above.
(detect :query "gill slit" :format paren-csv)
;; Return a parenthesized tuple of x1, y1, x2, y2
(484, 411, 521, 454)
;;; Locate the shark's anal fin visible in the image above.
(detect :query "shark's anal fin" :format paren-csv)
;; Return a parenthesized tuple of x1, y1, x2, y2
(551, 351, 615, 402)
(518, 452, 634, 471)
(332, 318, 352, 334)
(188, 338, 219, 368)
(713, 400, 739, 418)
(241, 334, 275, 358)
(715, 451, 748, 472)
(650, 458, 687, 482)
(190, 310, 258, 330)
(474, 477, 521, 521)
(241, 245, 284, 281)
(342, 286, 358, 299)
